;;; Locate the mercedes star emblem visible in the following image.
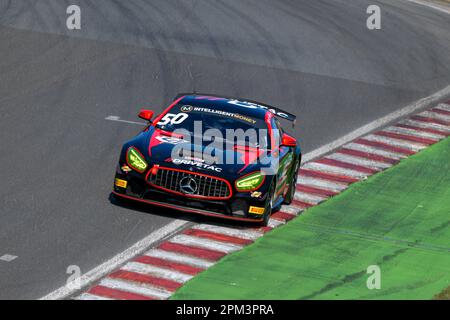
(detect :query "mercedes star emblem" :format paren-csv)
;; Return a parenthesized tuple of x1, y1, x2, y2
(179, 177, 198, 194)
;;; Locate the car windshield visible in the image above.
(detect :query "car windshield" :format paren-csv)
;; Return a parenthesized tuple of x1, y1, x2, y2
(155, 103, 270, 148)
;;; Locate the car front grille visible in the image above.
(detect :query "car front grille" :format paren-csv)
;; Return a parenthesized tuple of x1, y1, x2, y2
(147, 167, 231, 199)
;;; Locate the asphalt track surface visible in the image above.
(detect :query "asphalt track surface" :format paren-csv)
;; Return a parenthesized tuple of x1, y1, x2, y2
(0, 0, 449, 299)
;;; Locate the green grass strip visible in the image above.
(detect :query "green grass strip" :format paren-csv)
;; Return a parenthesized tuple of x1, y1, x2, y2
(172, 137, 450, 300)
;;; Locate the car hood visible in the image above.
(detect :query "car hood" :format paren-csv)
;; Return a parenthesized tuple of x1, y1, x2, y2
(146, 129, 267, 178)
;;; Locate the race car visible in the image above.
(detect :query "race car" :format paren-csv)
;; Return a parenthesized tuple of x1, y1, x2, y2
(113, 93, 301, 226)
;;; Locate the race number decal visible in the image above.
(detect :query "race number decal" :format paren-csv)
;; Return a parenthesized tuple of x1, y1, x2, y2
(158, 113, 189, 126)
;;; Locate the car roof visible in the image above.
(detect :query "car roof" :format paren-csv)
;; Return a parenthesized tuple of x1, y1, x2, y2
(177, 95, 269, 120)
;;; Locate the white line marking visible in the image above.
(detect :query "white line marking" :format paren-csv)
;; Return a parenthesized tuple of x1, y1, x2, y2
(122, 262, 192, 283)
(294, 192, 328, 205)
(40, 219, 188, 300)
(325, 153, 391, 170)
(279, 205, 305, 215)
(399, 119, 450, 133)
(99, 278, 171, 299)
(363, 134, 426, 151)
(105, 115, 147, 126)
(169, 234, 242, 253)
(191, 224, 263, 241)
(344, 142, 406, 160)
(75, 293, 114, 300)
(420, 110, 450, 122)
(42, 86, 450, 300)
(406, 0, 450, 15)
(268, 219, 285, 228)
(302, 85, 450, 162)
(297, 176, 348, 192)
(436, 103, 450, 112)
(385, 126, 444, 140)
(145, 249, 214, 269)
(302, 162, 368, 179)
(433, 104, 450, 115)
(0, 254, 18, 262)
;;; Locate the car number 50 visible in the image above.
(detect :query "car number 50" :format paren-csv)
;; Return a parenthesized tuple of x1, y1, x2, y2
(158, 113, 189, 125)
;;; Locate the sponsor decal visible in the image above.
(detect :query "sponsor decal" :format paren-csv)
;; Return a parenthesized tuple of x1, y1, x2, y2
(248, 206, 265, 215)
(182, 151, 219, 164)
(121, 165, 132, 173)
(115, 178, 128, 188)
(184, 155, 204, 163)
(172, 158, 222, 173)
(155, 135, 188, 145)
(180, 105, 194, 112)
(187, 106, 256, 124)
(250, 191, 262, 198)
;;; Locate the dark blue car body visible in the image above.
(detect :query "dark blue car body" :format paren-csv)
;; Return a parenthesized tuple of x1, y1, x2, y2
(113, 94, 301, 225)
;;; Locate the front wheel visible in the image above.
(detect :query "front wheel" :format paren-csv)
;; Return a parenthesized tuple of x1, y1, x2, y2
(260, 181, 275, 227)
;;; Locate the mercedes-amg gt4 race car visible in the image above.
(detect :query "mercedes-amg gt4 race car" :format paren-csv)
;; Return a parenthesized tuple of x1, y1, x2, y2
(113, 94, 301, 225)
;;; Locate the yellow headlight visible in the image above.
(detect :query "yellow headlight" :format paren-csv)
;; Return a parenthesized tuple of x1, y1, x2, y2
(235, 172, 265, 192)
(126, 147, 148, 173)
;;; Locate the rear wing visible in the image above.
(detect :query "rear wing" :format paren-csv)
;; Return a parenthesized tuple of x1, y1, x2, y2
(174, 92, 297, 126)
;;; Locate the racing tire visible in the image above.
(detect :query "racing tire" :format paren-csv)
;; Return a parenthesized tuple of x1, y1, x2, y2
(283, 160, 300, 205)
(260, 181, 276, 227)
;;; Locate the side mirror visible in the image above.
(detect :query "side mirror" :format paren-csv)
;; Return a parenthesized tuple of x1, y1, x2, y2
(281, 133, 297, 147)
(138, 109, 154, 122)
